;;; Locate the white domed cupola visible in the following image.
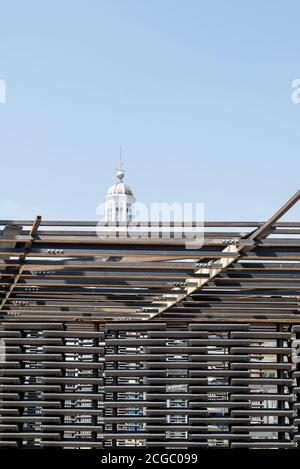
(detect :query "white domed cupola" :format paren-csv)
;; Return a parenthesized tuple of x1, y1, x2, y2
(105, 163, 135, 222)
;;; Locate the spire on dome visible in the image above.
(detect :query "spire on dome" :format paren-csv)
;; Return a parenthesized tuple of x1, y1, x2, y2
(116, 149, 125, 181)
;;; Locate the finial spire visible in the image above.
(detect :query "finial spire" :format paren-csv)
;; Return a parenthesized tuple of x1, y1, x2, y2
(116, 146, 125, 181)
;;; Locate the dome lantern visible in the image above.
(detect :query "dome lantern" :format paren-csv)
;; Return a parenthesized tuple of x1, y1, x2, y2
(104, 161, 135, 222)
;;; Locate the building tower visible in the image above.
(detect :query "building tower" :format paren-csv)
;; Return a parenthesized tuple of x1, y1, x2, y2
(104, 162, 135, 222)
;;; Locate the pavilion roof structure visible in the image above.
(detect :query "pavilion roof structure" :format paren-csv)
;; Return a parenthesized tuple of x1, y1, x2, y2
(1, 189, 300, 323)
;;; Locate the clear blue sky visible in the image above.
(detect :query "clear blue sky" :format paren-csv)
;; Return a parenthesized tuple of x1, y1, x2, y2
(0, 0, 300, 221)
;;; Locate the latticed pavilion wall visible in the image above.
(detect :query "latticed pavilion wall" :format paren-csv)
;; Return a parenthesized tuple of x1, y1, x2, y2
(0, 321, 297, 448)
